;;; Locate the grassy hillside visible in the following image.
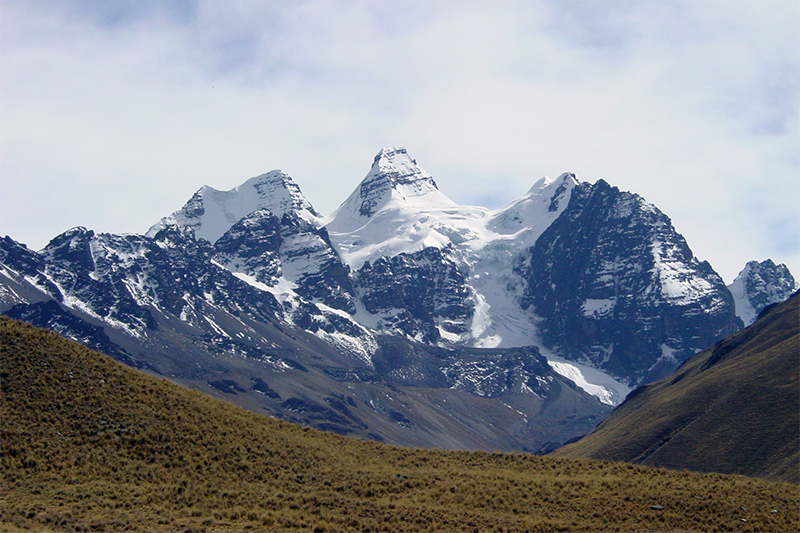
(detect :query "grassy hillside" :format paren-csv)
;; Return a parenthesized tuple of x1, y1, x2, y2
(552, 292, 800, 484)
(1, 317, 798, 533)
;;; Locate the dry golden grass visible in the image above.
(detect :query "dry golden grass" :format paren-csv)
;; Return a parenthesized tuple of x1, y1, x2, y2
(2, 316, 798, 532)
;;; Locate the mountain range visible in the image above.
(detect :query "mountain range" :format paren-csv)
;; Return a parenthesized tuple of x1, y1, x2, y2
(1, 146, 796, 451)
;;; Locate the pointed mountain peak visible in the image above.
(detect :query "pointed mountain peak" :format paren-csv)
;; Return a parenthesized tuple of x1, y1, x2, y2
(488, 173, 578, 238)
(370, 147, 432, 181)
(372, 146, 423, 171)
(328, 148, 456, 230)
(728, 259, 798, 325)
(237, 170, 320, 220)
(147, 170, 320, 244)
(41, 226, 97, 272)
(43, 227, 95, 257)
(48, 226, 94, 241)
(362, 147, 442, 208)
(527, 172, 578, 195)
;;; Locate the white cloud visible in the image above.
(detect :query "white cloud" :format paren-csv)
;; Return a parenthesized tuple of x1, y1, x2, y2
(1, 0, 797, 283)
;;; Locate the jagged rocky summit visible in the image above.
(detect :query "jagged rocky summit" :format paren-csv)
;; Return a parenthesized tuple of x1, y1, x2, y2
(728, 259, 798, 326)
(1, 146, 793, 450)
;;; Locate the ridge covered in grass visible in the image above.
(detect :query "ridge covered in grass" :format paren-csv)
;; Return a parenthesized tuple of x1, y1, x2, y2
(2, 317, 798, 532)
(552, 292, 800, 484)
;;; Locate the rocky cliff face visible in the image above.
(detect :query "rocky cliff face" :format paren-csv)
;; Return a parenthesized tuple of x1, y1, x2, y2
(15, 225, 284, 337)
(213, 209, 356, 314)
(353, 246, 474, 344)
(515, 180, 741, 385)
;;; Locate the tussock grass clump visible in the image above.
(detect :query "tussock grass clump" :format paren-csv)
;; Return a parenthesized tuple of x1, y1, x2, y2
(2, 316, 798, 532)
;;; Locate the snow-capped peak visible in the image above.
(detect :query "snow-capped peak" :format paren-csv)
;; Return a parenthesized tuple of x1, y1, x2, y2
(147, 170, 320, 244)
(488, 172, 577, 239)
(326, 148, 457, 234)
(527, 172, 578, 197)
(728, 259, 798, 325)
(366, 147, 442, 208)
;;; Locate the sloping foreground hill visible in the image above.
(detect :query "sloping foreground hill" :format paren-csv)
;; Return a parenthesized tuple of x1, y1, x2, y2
(1, 318, 797, 533)
(552, 291, 800, 484)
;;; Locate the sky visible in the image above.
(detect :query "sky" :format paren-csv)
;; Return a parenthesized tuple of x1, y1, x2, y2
(1, 0, 798, 284)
